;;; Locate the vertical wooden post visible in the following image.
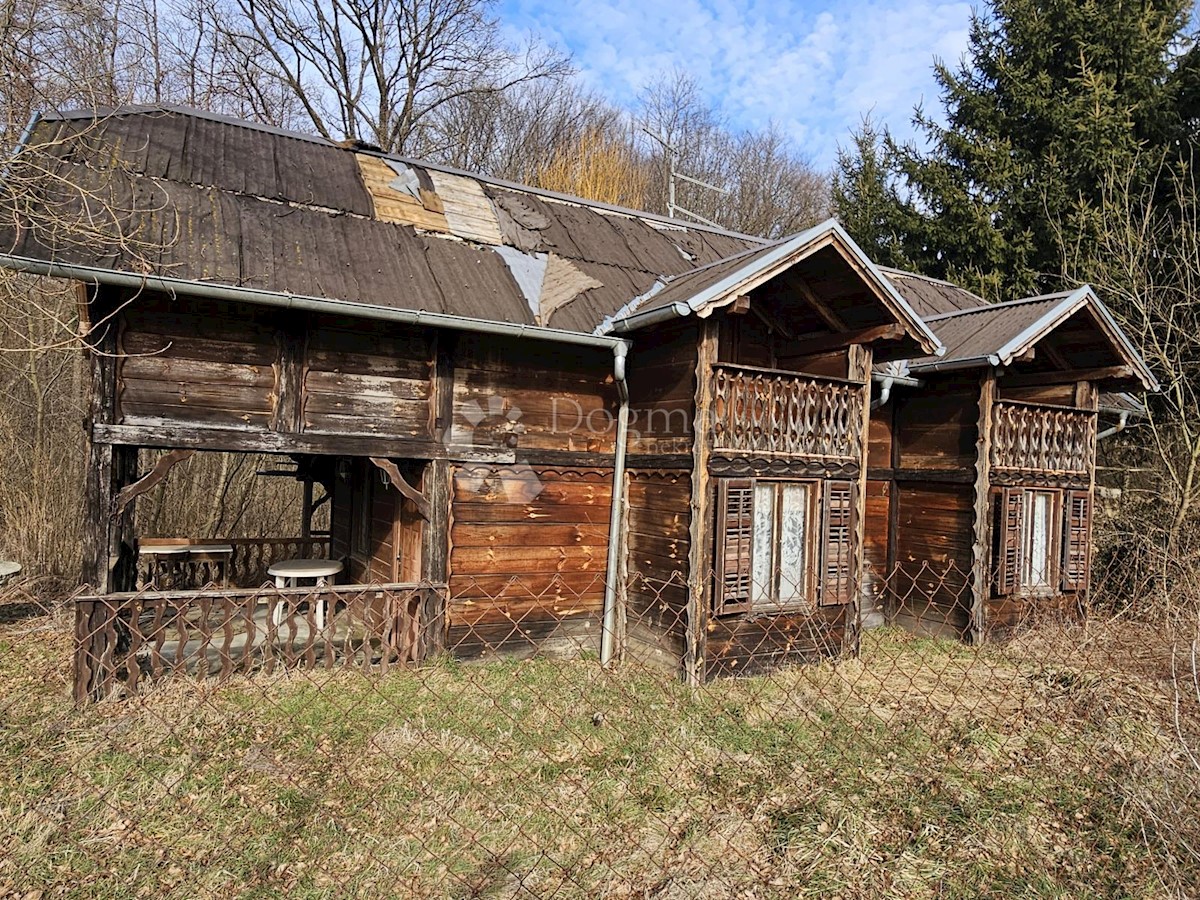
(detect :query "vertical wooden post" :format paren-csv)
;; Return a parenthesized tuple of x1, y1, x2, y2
(685, 319, 717, 686)
(420, 330, 455, 660)
(82, 303, 117, 591)
(849, 344, 873, 654)
(301, 475, 314, 540)
(81, 298, 136, 594)
(271, 315, 307, 434)
(969, 371, 996, 644)
(1081, 380, 1098, 607)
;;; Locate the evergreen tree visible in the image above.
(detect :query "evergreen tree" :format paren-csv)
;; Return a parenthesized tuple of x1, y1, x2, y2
(835, 0, 1194, 300)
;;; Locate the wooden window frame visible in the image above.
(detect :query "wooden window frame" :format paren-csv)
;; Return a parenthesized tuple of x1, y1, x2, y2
(1020, 488, 1062, 597)
(993, 486, 1089, 598)
(714, 477, 821, 617)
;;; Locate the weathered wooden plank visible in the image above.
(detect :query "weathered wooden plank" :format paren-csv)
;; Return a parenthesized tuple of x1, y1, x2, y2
(121, 355, 275, 386)
(121, 330, 276, 365)
(969, 372, 994, 643)
(120, 379, 276, 413)
(685, 319, 716, 686)
(450, 522, 610, 548)
(304, 371, 429, 401)
(303, 410, 431, 437)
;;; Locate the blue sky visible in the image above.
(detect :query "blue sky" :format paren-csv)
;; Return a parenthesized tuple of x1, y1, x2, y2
(498, 0, 975, 170)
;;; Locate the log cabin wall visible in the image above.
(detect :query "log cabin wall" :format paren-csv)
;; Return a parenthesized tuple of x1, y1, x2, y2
(863, 403, 894, 628)
(700, 311, 871, 679)
(621, 321, 698, 673)
(884, 376, 980, 639)
(443, 336, 618, 660)
(446, 465, 612, 658)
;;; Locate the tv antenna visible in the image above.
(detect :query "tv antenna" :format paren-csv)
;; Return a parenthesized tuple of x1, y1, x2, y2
(641, 128, 728, 228)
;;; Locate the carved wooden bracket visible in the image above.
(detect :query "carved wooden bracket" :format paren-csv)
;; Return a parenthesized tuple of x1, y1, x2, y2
(369, 457, 432, 521)
(113, 449, 196, 515)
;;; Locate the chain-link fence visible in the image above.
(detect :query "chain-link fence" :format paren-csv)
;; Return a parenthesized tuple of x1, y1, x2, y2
(2, 562, 1198, 897)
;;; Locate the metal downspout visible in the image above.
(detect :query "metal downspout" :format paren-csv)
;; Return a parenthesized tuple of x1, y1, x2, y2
(871, 376, 895, 410)
(601, 343, 630, 667)
(1097, 411, 1130, 440)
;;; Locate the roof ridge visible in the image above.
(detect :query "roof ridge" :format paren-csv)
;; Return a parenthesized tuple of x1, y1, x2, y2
(40, 102, 770, 245)
(661, 240, 782, 282)
(923, 290, 1076, 322)
(877, 265, 990, 306)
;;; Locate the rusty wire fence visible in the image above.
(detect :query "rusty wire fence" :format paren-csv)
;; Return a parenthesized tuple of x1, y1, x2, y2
(1, 561, 1199, 897)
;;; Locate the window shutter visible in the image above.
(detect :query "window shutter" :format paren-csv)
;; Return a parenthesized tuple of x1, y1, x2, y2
(819, 480, 854, 607)
(714, 479, 753, 615)
(1062, 490, 1092, 592)
(993, 488, 1024, 596)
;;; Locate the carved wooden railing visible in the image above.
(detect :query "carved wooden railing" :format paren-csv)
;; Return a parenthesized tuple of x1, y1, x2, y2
(711, 364, 864, 461)
(73, 582, 447, 701)
(135, 537, 332, 590)
(991, 402, 1096, 475)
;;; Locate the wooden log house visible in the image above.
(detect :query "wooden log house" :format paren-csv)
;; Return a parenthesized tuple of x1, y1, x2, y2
(0, 105, 1155, 695)
(867, 271, 1158, 641)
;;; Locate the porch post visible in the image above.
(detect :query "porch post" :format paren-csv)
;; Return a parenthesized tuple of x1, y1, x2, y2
(685, 318, 718, 686)
(969, 371, 996, 643)
(81, 302, 138, 594)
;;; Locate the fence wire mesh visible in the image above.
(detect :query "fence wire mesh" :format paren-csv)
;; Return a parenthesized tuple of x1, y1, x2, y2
(1, 561, 1198, 897)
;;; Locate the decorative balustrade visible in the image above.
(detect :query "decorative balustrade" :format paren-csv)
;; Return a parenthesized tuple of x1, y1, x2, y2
(135, 536, 332, 590)
(711, 365, 864, 461)
(991, 402, 1096, 475)
(73, 582, 446, 701)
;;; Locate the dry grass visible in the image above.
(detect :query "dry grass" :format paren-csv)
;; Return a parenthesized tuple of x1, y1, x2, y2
(0, 589, 1197, 898)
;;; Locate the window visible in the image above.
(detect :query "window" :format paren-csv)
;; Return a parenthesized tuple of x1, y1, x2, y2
(993, 487, 1091, 597)
(1023, 490, 1057, 592)
(714, 478, 854, 615)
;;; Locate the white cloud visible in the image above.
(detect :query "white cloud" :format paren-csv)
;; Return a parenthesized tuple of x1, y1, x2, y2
(499, 0, 973, 169)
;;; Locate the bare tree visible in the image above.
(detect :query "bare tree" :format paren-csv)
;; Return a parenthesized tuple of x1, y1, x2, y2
(1060, 151, 1200, 595)
(637, 70, 828, 238)
(215, 0, 568, 153)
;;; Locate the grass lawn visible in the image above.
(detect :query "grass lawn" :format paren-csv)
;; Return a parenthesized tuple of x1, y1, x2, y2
(0, 598, 1196, 898)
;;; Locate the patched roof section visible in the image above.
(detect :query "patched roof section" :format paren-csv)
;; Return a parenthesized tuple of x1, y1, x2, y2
(880, 267, 988, 319)
(0, 104, 765, 334)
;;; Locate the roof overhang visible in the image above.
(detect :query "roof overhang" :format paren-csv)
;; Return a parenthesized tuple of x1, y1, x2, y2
(0, 252, 632, 353)
(597, 219, 943, 357)
(910, 286, 1159, 391)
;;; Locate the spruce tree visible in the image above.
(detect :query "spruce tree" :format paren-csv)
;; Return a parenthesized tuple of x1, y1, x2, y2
(834, 0, 1194, 300)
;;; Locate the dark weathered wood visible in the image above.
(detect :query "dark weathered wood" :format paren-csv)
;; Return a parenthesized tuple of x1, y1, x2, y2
(114, 449, 195, 514)
(93, 422, 618, 468)
(792, 271, 848, 332)
(369, 457, 431, 520)
(685, 318, 718, 687)
(271, 320, 307, 433)
(786, 323, 904, 359)
(1000, 365, 1134, 388)
(869, 467, 975, 484)
(969, 371, 994, 643)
